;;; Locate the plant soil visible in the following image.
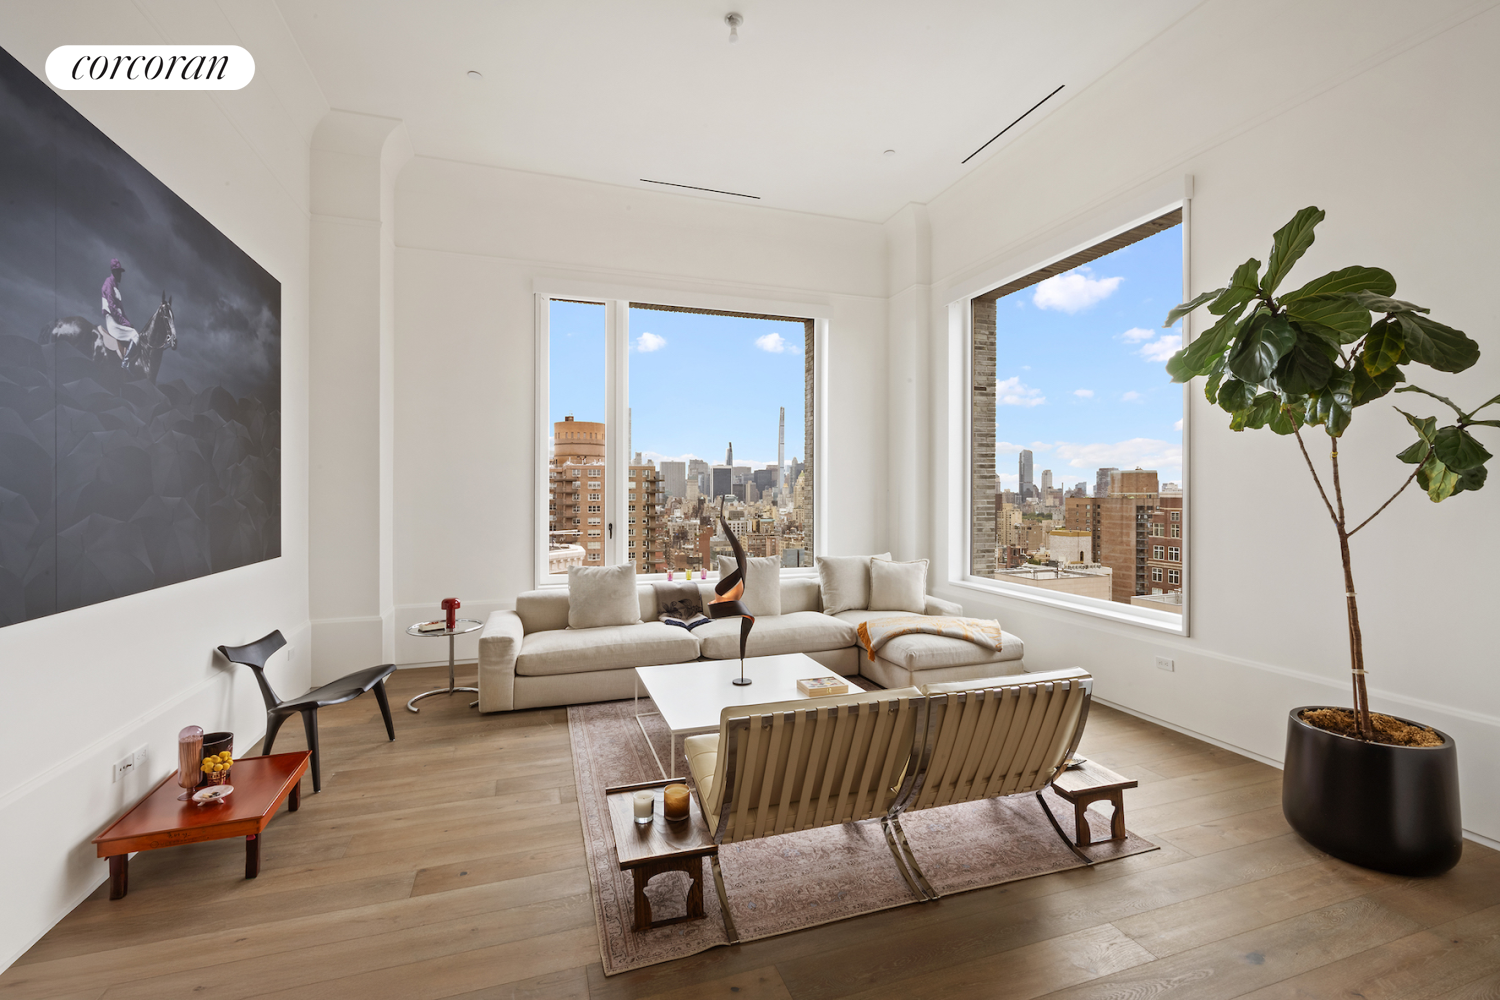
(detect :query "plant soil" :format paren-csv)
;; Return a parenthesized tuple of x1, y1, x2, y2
(1301, 708, 1443, 747)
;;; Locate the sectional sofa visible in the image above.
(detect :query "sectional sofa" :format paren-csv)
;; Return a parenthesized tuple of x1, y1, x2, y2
(475, 575, 1026, 712)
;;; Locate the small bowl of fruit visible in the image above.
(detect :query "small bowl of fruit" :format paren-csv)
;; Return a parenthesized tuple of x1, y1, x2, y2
(201, 749, 234, 785)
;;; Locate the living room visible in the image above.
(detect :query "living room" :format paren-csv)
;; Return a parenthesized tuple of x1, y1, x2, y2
(2, 2, 1497, 997)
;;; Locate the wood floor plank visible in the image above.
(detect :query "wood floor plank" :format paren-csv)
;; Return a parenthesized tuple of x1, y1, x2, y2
(1153, 803, 1294, 858)
(3, 872, 592, 1000)
(1231, 903, 1500, 1000)
(829, 923, 1155, 1000)
(1110, 858, 1389, 957)
(1031, 894, 1426, 1000)
(237, 925, 599, 1000)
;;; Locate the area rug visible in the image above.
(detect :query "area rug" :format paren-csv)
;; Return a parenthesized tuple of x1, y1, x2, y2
(570, 697, 1158, 976)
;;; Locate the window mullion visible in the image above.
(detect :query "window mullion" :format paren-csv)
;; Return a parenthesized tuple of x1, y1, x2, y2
(605, 299, 631, 566)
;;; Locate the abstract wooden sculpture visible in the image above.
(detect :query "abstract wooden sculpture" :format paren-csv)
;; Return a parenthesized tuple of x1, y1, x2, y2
(707, 498, 756, 685)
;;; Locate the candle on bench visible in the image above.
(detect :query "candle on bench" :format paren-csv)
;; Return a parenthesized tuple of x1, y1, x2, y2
(633, 790, 654, 825)
(663, 783, 689, 821)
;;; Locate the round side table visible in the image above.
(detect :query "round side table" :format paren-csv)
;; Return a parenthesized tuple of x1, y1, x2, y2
(405, 618, 484, 713)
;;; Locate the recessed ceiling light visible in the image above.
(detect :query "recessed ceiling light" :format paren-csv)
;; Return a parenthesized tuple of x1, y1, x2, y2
(884, 149, 896, 157)
(466, 70, 483, 81)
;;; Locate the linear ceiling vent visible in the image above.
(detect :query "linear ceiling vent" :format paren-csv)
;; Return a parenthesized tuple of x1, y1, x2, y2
(962, 84, 1065, 164)
(639, 178, 760, 199)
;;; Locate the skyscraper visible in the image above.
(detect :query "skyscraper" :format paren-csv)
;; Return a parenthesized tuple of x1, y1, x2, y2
(1018, 449, 1034, 500)
(660, 460, 686, 498)
(1041, 469, 1052, 495)
(1095, 467, 1118, 499)
(711, 465, 733, 500)
(777, 407, 785, 491)
(725, 442, 733, 466)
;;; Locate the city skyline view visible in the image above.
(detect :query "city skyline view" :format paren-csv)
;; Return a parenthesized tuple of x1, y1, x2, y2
(548, 300, 807, 471)
(991, 225, 1184, 493)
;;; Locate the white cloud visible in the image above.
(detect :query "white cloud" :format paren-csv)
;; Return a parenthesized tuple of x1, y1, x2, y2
(634, 331, 666, 352)
(1073, 389, 1094, 398)
(996, 377, 1046, 407)
(1139, 334, 1182, 362)
(1121, 391, 1142, 402)
(1121, 327, 1156, 342)
(1048, 438, 1184, 478)
(1174, 419, 1184, 431)
(1032, 269, 1123, 313)
(755, 332, 800, 353)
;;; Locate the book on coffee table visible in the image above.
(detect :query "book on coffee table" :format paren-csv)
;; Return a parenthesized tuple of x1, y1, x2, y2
(797, 676, 848, 697)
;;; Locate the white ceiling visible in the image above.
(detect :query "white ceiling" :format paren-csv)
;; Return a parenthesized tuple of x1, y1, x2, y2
(279, 0, 1203, 223)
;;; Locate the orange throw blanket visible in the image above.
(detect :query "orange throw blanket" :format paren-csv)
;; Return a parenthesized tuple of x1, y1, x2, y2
(855, 615, 1004, 662)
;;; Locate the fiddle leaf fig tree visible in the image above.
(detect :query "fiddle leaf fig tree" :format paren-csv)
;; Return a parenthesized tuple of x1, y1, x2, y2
(1164, 207, 1495, 742)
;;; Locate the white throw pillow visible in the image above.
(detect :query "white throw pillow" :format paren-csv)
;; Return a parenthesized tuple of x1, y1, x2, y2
(567, 564, 642, 629)
(816, 552, 891, 616)
(869, 558, 929, 614)
(716, 555, 782, 618)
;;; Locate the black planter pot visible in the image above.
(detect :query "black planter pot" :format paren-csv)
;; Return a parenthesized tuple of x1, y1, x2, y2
(1282, 707, 1462, 876)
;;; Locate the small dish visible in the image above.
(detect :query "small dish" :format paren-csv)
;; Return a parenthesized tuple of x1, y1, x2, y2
(193, 785, 233, 805)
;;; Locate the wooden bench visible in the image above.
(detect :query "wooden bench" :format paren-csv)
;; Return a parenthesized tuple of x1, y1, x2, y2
(1050, 759, 1138, 847)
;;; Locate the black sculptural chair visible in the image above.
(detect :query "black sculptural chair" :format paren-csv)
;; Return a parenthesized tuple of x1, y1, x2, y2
(708, 499, 756, 686)
(217, 629, 397, 793)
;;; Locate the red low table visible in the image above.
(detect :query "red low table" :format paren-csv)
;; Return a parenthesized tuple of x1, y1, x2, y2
(92, 751, 310, 899)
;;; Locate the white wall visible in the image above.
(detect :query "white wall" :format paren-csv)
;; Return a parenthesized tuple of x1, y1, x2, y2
(0, 4, 324, 969)
(909, 0, 1500, 841)
(389, 158, 889, 666)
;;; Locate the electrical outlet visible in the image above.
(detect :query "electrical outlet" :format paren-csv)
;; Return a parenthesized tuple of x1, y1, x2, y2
(1155, 656, 1175, 672)
(112, 752, 135, 783)
(132, 745, 148, 769)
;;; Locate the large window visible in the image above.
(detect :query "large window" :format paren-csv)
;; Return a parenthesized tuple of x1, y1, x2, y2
(968, 209, 1185, 623)
(542, 297, 814, 582)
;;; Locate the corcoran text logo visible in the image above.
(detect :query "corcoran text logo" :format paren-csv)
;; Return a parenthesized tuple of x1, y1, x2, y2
(45, 45, 255, 90)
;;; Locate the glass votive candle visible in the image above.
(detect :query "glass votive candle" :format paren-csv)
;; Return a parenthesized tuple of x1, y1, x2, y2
(663, 783, 690, 822)
(633, 790, 654, 825)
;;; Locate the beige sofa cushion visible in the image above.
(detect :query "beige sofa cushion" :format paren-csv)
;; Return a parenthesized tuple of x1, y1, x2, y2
(697, 610, 855, 660)
(515, 621, 697, 677)
(567, 564, 642, 629)
(872, 629, 1025, 672)
(869, 558, 929, 614)
(816, 553, 890, 615)
(716, 555, 782, 617)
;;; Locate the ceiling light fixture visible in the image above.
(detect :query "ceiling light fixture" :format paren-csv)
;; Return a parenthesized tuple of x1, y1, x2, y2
(466, 70, 483, 81)
(725, 12, 742, 43)
(883, 149, 896, 157)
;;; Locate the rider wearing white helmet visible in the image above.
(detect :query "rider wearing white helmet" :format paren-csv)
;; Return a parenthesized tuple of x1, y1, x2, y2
(101, 257, 140, 369)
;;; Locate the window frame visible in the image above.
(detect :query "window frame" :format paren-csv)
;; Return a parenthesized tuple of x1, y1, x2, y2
(948, 194, 1192, 636)
(534, 285, 827, 587)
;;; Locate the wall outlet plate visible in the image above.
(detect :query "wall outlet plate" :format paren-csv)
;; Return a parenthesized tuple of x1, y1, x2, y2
(112, 753, 135, 783)
(1155, 656, 1175, 672)
(132, 745, 148, 768)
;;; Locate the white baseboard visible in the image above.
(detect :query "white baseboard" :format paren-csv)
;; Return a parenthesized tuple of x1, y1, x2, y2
(1096, 696, 1500, 853)
(1094, 696, 1284, 769)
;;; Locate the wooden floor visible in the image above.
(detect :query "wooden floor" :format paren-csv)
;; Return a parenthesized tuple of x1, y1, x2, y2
(5, 664, 1499, 1000)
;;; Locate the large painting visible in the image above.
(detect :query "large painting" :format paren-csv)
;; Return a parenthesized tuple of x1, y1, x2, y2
(0, 45, 280, 628)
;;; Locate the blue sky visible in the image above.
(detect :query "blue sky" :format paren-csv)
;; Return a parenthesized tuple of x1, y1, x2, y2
(549, 301, 805, 470)
(992, 225, 1183, 492)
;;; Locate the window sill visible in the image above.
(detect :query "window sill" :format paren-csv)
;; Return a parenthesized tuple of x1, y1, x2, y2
(946, 576, 1188, 636)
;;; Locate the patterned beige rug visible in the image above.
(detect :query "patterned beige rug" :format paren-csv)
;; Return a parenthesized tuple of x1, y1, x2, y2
(570, 697, 1157, 976)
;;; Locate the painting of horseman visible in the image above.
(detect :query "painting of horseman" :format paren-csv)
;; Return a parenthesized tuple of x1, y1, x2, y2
(0, 45, 280, 628)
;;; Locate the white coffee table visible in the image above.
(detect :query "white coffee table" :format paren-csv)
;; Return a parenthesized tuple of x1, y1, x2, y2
(634, 654, 848, 780)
